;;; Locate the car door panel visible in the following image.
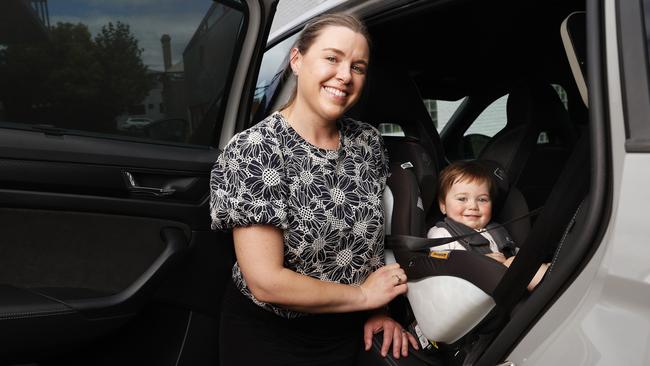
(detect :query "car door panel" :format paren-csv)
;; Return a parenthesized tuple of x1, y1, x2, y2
(0, 0, 278, 363)
(0, 132, 212, 364)
(0, 203, 192, 363)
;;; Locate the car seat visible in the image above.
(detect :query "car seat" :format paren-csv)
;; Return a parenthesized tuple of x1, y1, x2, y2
(346, 64, 446, 222)
(382, 133, 590, 350)
(474, 81, 577, 245)
(383, 160, 511, 345)
(480, 82, 577, 205)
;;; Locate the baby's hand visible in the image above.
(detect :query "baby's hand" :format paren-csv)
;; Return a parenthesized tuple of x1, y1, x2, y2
(484, 252, 507, 264)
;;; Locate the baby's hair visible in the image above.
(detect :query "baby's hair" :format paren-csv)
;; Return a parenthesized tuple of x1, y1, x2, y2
(438, 161, 497, 204)
(281, 13, 371, 109)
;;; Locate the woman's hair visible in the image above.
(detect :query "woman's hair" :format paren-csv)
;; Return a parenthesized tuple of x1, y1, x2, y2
(281, 13, 371, 109)
(437, 161, 496, 204)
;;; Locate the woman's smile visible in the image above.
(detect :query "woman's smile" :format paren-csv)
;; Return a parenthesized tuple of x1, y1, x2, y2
(322, 85, 349, 102)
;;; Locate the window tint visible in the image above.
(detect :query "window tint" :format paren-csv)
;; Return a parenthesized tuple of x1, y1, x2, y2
(251, 34, 299, 123)
(423, 98, 466, 133)
(0, 0, 246, 146)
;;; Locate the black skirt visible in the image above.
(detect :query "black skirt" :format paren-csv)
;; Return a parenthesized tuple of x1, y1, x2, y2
(219, 281, 366, 366)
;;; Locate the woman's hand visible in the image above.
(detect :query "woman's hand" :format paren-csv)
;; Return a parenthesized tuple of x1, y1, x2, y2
(359, 263, 408, 310)
(363, 314, 419, 359)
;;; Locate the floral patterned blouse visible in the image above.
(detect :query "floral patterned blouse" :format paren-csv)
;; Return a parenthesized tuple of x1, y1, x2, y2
(210, 111, 390, 318)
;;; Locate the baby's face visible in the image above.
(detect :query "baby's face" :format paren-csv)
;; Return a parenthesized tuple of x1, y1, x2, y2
(440, 179, 492, 230)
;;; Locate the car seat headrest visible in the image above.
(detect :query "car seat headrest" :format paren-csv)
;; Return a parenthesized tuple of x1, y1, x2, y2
(506, 82, 571, 132)
(385, 162, 427, 237)
(384, 136, 438, 217)
(505, 84, 534, 128)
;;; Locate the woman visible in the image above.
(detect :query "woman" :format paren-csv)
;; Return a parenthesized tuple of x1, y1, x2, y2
(210, 13, 418, 365)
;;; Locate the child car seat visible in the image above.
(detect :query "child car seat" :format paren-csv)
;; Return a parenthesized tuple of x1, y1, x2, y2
(384, 160, 512, 344)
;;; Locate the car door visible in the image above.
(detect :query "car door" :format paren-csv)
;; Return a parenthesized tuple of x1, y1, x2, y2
(0, 0, 277, 364)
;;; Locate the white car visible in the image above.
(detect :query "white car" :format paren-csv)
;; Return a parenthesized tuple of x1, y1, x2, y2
(1, 0, 648, 365)
(234, 1, 650, 365)
(117, 117, 153, 131)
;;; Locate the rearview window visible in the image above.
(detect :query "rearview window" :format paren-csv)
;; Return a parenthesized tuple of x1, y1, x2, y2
(423, 98, 466, 133)
(0, 0, 247, 147)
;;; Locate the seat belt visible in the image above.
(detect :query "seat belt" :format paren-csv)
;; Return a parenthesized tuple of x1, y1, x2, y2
(386, 206, 543, 253)
(491, 133, 590, 313)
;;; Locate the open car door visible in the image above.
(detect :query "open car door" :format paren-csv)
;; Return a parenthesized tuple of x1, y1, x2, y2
(0, 0, 277, 364)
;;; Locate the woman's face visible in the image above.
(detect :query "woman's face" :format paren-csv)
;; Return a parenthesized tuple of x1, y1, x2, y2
(291, 25, 369, 122)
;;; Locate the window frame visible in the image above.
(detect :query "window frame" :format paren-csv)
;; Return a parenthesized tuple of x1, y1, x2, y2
(619, 0, 650, 151)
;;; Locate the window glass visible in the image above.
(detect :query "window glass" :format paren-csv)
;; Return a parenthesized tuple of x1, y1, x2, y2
(251, 33, 299, 123)
(0, 0, 247, 146)
(460, 84, 568, 157)
(551, 84, 569, 110)
(378, 123, 405, 137)
(465, 95, 508, 137)
(464, 85, 567, 139)
(423, 98, 466, 133)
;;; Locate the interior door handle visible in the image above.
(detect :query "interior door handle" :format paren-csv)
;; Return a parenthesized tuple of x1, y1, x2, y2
(123, 171, 176, 197)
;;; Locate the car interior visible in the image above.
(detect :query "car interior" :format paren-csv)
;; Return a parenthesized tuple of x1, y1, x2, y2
(0, 0, 600, 365)
(344, 1, 590, 365)
(265, 0, 589, 364)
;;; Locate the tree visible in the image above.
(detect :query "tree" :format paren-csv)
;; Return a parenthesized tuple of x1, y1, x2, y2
(94, 22, 153, 125)
(0, 21, 152, 132)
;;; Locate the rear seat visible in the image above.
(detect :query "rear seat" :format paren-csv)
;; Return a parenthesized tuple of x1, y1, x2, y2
(358, 13, 588, 365)
(347, 62, 446, 195)
(367, 134, 590, 366)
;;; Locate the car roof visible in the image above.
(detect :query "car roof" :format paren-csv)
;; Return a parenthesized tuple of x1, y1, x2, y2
(269, 0, 584, 101)
(371, 0, 584, 100)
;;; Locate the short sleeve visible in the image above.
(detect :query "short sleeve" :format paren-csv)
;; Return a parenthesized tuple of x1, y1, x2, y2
(426, 226, 466, 251)
(210, 129, 288, 230)
(369, 127, 390, 185)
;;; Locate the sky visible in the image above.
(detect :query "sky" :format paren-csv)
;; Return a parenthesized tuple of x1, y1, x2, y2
(45, 0, 337, 72)
(48, 0, 213, 71)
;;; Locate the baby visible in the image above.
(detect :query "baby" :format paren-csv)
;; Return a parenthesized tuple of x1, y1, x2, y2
(427, 160, 548, 291)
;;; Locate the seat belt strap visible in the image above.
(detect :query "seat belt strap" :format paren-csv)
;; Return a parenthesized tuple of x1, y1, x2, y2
(386, 207, 543, 253)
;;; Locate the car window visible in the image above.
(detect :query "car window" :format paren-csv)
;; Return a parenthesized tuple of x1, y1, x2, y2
(465, 85, 568, 139)
(551, 84, 569, 109)
(378, 123, 405, 136)
(465, 95, 508, 138)
(0, 0, 247, 147)
(461, 85, 569, 158)
(251, 33, 299, 123)
(423, 98, 466, 133)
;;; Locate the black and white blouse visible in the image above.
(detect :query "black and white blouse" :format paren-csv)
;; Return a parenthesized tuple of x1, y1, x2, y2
(210, 112, 390, 318)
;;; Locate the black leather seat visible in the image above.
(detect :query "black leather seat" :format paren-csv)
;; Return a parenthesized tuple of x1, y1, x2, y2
(347, 65, 445, 222)
(479, 82, 576, 206)
(478, 82, 577, 245)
